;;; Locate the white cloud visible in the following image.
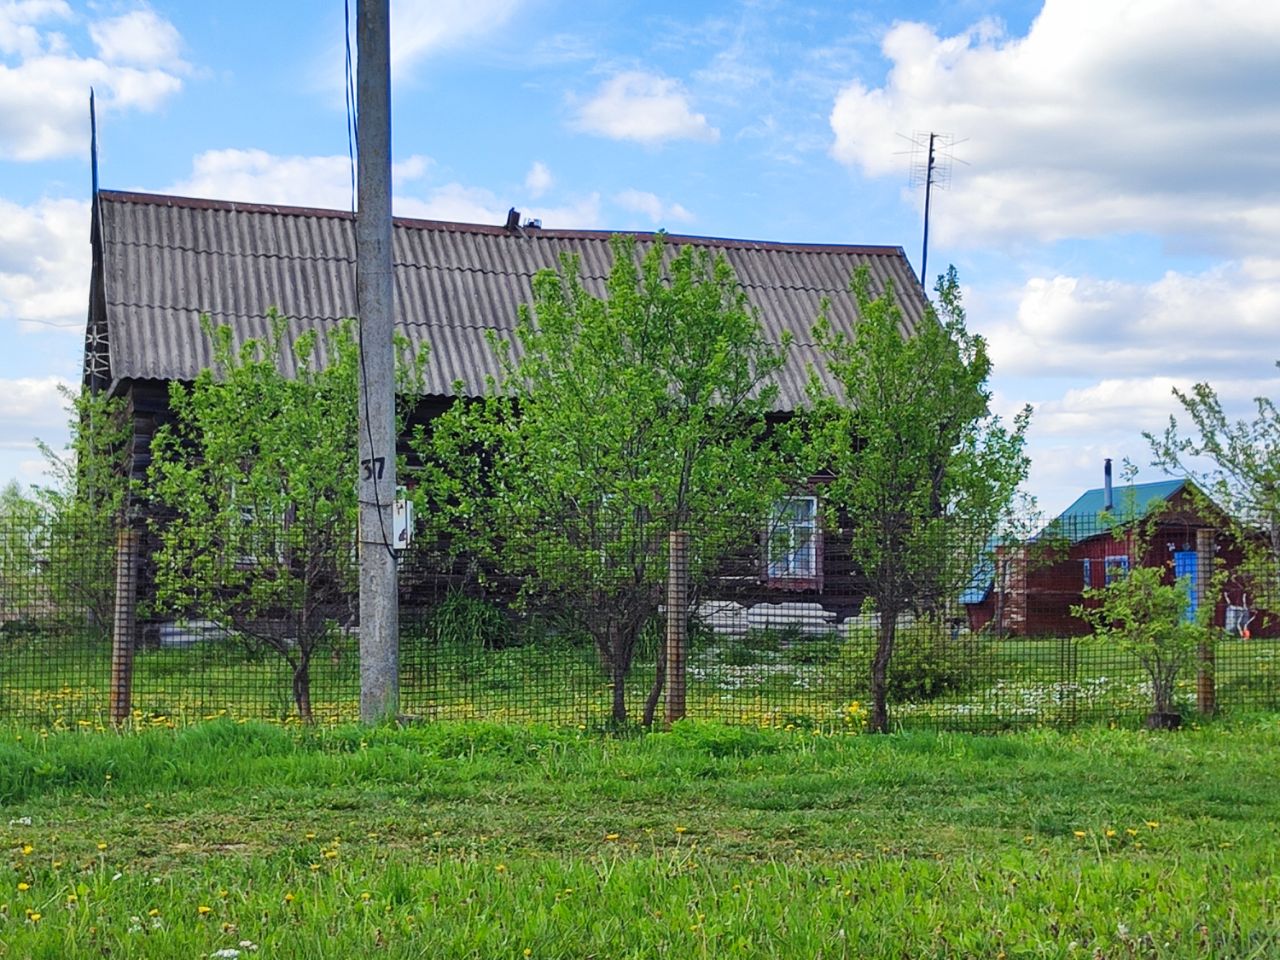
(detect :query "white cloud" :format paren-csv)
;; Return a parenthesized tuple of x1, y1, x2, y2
(0, 3, 186, 161)
(165, 149, 433, 210)
(0, 197, 90, 331)
(613, 189, 694, 226)
(572, 71, 719, 145)
(986, 259, 1280, 380)
(165, 148, 600, 229)
(524, 161, 552, 199)
(0, 375, 72, 429)
(828, 1, 1280, 253)
(89, 8, 183, 67)
(390, 0, 524, 73)
(399, 184, 602, 230)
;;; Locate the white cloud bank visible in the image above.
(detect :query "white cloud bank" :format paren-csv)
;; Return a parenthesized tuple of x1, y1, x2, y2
(162, 148, 602, 229)
(573, 71, 719, 145)
(828, 0, 1280, 253)
(390, 0, 524, 73)
(613, 189, 694, 226)
(0, 2, 187, 161)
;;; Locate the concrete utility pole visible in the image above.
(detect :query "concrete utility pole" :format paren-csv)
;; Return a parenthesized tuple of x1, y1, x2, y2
(356, 0, 398, 723)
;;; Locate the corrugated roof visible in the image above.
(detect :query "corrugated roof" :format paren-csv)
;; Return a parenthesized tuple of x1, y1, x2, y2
(90, 190, 930, 408)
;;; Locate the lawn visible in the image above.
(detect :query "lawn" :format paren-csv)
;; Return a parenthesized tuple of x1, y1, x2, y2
(1, 717, 1278, 957)
(3, 625, 1279, 732)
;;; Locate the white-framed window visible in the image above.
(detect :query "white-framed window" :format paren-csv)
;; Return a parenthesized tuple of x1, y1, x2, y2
(767, 496, 819, 580)
(1104, 554, 1130, 585)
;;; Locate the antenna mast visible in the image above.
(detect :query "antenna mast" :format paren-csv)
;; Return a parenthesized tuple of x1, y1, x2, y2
(905, 131, 961, 289)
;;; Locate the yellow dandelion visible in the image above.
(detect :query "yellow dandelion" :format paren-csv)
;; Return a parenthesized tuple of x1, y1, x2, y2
(52, 860, 63, 869)
(148, 908, 159, 916)
(305, 832, 317, 840)
(675, 826, 687, 834)
(605, 833, 620, 841)
(96, 842, 108, 851)
(1073, 830, 1086, 838)
(1105, 829, 1117, 838)
(27, 911, 41, 923)
(1125, 828, 1138, 836)
(197, 905, 212, 916)
(360, 892, 371, 901)
(21, 844, 33, 855)
(309, 864, 320, 871)
(523, 950, 532, 959)
(17, 882, 30, 892)
(495, 863, 507, 873)
(1145, 820, 1160, 829)
(67, 894, 78, 904)
(323, 849, 338, 859)
(284, 893, 295, 904)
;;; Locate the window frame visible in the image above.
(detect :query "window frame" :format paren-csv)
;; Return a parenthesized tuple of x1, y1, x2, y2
(764, 495, 823, 592)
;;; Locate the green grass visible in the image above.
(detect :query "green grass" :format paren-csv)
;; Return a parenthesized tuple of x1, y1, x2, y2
(2, 628, 1279, 732)
(1, 718, 1279, 957)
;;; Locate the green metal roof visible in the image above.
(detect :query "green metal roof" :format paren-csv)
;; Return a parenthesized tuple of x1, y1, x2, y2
(1048, 479, 1187, 543)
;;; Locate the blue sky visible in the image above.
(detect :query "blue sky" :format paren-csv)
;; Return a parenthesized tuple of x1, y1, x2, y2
(2, 0, 1278, 516)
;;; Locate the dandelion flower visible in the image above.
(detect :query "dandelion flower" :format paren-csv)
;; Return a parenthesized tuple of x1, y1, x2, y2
(284, 893, 295, 904)
(495, 863, 507, 873)
(605, 833, 619, 841)
(27, 911, 41, 922)
(148, 908, 159, 916)
(96, 842, 108, 851)
(524, 950, 532, 958)
(17, 882, 29, 892)
(1145, 820, 1160, 829)
(1073, 831, 1086, 838)
(21, 844, 33, 855)
(197, 905, 212, 916)
(1105, 829, 1117, 838)
(1125, 828, 1138, 836)
(675, 826, 687, 834)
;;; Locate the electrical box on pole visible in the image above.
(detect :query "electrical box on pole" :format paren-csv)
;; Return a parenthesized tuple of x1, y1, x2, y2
(356, 0, 399, 724)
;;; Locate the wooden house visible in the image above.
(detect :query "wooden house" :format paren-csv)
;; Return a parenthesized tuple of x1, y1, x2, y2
(963, 469, 1263, 636)
(84, 189, 930, 617)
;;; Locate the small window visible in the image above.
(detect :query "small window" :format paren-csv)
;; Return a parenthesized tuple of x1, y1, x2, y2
(1104, 554, 1130, 585)
(767, 496, 818, 580)
(1082, 558, 1093, 589)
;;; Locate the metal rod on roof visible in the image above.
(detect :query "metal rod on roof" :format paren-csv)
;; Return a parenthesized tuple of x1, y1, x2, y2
(356, 0, 399, 724)
(920, 132, 935, 288)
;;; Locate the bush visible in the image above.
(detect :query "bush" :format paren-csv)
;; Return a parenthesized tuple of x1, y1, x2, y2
(841, 619, 985, 703)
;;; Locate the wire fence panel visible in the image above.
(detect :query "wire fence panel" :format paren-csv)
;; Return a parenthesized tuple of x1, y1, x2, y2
(1, 510, 1277, 731)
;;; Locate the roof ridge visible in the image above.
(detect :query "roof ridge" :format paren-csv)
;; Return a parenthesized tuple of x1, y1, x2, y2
(97, 189, 908, 257)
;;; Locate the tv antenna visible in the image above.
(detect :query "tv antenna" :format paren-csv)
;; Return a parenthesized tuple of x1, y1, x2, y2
(898, 132, 965, 289)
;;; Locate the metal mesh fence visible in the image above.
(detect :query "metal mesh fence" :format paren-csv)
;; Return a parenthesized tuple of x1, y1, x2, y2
(1, 509, 1277, 731)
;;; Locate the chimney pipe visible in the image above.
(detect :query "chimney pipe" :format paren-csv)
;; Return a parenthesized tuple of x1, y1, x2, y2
(1103, 458, 1113, 512)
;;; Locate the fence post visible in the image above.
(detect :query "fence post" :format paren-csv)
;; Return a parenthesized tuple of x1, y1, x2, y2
(665, 530, 689, 724)
(109, 521, 138, 725)
(1195, 527, 1216, 716)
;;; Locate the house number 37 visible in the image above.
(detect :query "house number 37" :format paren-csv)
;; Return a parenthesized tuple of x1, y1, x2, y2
(360, 457, 386, 481)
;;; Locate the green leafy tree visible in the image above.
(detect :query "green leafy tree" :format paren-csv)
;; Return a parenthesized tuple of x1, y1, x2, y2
(148, 314, 422, 722)
(33, 385, 131, 636)
(804, 266, 1030, 733)
(1073, 562, 1206, 725)
(419, 235, 792, 726)
(1146, 373, 1280, 621)
(0, 481, 45, 624)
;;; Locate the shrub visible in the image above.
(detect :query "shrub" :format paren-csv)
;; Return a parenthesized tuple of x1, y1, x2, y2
(841, 619, 985, 703)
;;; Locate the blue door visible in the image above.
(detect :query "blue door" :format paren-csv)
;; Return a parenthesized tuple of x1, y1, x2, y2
(1174, 550, 1198, 622)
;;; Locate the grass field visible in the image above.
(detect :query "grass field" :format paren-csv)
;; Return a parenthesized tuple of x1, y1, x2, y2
(3, 625, 1279, 732)
(1, 717, 1278, 957)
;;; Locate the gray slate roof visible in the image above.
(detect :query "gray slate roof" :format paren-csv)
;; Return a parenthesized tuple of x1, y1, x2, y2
(88, 190, 929, 410)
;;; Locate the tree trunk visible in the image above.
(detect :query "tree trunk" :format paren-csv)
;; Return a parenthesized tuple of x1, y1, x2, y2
(293, 657, 314, 724)
(868, 607, 898, 734)
(611, 659, 628, 725)
(642, 640, 667, 728)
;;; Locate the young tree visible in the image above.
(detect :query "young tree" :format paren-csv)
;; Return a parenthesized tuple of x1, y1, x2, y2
(1073, 562, 1206, 728)
(148, 314, 422, 722)
(1146, 372, 1280, 618)
(33, 385, 131, 636)
(420, 235, 792, 726)
(805, 266, 1030, 733)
